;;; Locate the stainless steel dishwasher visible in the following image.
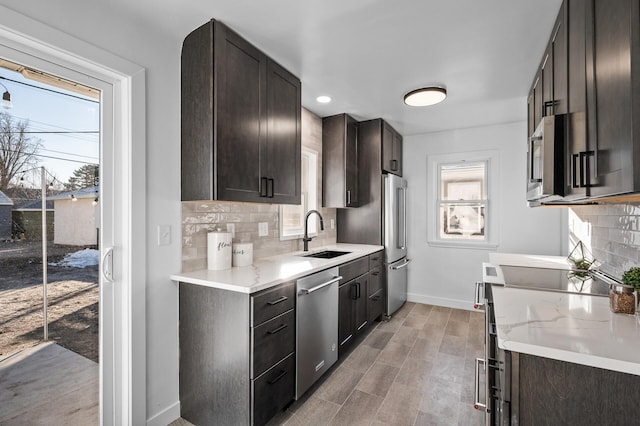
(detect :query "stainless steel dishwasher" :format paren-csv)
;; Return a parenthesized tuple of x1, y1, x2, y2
(295, 267, 341, 399)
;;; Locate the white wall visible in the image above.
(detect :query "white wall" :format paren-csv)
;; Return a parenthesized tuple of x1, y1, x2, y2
(404, 121, 567, 309)
(0, 1, 183, 424)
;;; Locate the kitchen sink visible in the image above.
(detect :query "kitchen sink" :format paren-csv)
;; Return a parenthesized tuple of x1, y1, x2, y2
(302, 250, 350, 259)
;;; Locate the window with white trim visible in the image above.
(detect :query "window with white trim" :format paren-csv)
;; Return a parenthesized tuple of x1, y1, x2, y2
(439, 162, 487, 241)
(428, 150, 499, 249)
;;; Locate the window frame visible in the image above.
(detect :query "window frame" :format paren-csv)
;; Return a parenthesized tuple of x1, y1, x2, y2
(427, 150, 500, 250)
(279, 148, 318, 240)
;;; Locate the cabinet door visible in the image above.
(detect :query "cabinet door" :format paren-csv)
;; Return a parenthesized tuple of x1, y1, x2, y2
(552, 3, 568, 115)
(588, 0, 636, 197)
(266, 59, 301, 204)
(565, 0, 590, 198)
(338, 282, 354, 357)
(541, 48, 553, 118)
(215, 23, 267, 202)
(354, 273, 368, 335)
(532, 70, 542, 130)
(381, 121, 395, 174)
(345, 115, 359, 206)
(392, 130, 403, 177)
(322, 114, 359, 208)
(367, 288, 384, 324)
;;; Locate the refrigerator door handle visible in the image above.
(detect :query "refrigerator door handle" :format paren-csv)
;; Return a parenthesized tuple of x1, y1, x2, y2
(397, 187, 407, 249)
(391, 258, 411, 270)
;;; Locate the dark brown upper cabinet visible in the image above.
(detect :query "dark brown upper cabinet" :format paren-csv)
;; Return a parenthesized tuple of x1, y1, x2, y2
(181, 19, 301, 204)
(381, 121, 403, 176)
(322, 114, 359, 208)
(586, 0, 640, 198)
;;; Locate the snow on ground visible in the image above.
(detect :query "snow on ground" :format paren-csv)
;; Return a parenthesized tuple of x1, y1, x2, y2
(49, 248, 100, 268)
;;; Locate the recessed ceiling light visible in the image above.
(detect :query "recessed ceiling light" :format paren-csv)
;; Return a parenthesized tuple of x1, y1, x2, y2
(403, 86, 447, 107)
(316, 95, 332, 104)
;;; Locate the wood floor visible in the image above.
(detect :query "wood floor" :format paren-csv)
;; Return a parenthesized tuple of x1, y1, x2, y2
(173, 302, 485, 426)
(0, 341, 99, 425)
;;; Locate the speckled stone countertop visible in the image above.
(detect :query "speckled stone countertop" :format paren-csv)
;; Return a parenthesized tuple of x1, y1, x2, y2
(171, 243, 384, 294)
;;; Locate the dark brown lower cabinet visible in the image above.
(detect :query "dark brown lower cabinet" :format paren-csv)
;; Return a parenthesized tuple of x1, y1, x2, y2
(338, 273, 368, 357)
(516, 352, 640, 425)
(252, 354, 295, 426)
(179, 281, 295, 426)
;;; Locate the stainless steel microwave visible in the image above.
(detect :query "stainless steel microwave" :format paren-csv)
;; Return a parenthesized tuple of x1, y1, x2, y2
(526, 114, 567, 204)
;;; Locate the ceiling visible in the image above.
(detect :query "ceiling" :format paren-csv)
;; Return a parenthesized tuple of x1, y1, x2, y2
(115, 0, 562, 136)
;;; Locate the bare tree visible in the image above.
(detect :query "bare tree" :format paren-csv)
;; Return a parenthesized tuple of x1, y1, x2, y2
(0, 112, 42, 190)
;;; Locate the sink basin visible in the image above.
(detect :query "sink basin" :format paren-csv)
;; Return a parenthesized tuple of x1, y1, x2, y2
(302, 250, 351, 259)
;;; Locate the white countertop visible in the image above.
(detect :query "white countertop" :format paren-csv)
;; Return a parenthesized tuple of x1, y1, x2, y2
(489, 252, 572, 269)
(171, 243, 384, 294)
(492, 286, 640, 376)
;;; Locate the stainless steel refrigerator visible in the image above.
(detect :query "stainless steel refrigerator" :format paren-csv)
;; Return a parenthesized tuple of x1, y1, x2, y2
(383, 173, 410, 315)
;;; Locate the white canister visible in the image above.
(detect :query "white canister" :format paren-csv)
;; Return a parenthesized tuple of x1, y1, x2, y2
(232, 243, 253, 267)
(207, 232, 232, 270)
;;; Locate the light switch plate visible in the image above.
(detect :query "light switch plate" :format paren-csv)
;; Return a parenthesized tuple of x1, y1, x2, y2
(157, 224, 171, 246)
(330, 219, 335, 229)
(258, 222, 269, 237)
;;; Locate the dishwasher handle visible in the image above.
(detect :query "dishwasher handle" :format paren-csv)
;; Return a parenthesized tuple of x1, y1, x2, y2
(298, 276, 343, 295)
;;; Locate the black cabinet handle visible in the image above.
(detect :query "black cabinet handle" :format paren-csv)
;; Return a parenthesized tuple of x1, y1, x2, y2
(572, 154, 580, 188)
(260, 177, 268, 197)
(267, 324, 287, 335)
(370, 294, 381, 301)
(583, 151, 594, 189)
(350, 283, 358, 300)
(267, 178, 274, 198)
(391, 159, 398, 171)
(356, 282, 361, 299)
(267, 370, 287, 385)
(371, 271, 380, 276)
(267, 296, 287, 306)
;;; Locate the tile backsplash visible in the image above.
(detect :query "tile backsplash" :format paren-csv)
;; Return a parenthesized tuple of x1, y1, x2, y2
(569, 203, 640, 278)
(181, 108, 337, 272)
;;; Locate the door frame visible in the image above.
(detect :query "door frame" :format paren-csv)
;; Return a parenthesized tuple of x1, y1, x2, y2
(0, 6, 146, 425)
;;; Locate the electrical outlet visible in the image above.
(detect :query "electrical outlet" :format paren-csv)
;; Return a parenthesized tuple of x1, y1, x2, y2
(258, 222, 269, 237)
(157, 224, 171, 246)
(330, 219, 335, 230)
(227, 223, 235, 238)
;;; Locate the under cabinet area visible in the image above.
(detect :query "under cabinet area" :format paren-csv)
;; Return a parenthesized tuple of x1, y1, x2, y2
(181, 19, 301, 204)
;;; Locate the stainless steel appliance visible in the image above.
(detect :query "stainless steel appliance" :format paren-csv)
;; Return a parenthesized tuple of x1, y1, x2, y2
(526, 114, 567, 205)
(383, 173, 410, 316)
(295, 268, 341, 399)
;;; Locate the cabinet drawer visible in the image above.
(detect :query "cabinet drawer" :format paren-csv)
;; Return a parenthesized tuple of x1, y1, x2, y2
(252, 354, 295, 426)
(252, 310, 295, 378)
(369, 251, 383, 270)
(251, 281, 295, 326)
(367, 288, 384, 324)
(368, 268, 383, 296)
(339, 256, 369, 283)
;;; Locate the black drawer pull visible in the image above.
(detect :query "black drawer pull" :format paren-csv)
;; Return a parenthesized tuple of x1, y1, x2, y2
(267, 324, 288, 335)
(370, 294, 381, 301)
(267, 296, 288, 306)
(267, 370, 287, 385)
(371, 272, 380, 276)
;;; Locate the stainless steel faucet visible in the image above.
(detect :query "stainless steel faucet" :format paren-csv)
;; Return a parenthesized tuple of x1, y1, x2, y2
(303, 210, 324, 251)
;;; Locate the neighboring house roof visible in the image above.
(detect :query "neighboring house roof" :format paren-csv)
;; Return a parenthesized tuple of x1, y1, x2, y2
(0, 190, 13, 206)
(47, 186, 99, 201)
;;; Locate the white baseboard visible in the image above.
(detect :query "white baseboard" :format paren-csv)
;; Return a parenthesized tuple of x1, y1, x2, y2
(147, 400, 180, 426)
(407, 293, 474, 311)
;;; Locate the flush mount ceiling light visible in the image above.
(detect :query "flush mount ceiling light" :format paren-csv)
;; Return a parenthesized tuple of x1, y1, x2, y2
(316, 95, 332, 104)
(403, 86, 447, 107)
